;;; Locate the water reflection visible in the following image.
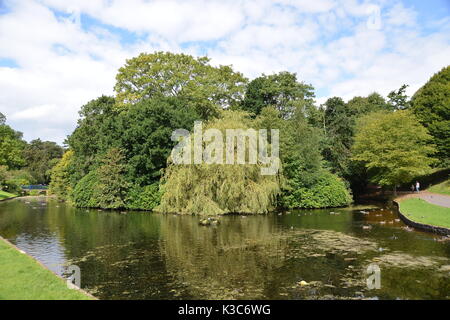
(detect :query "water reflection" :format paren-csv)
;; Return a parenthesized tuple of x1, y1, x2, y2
(0, 197, 449, 300)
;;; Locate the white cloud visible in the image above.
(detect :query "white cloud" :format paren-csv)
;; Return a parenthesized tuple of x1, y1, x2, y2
(0, 0, 449, 144)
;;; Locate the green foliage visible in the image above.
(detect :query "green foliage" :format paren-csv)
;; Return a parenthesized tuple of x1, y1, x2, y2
(114, 51, 247, 119)
(0, 165, 7, 187)
(48, 150, 74, 199)
(411, 65, 450, 163)
(281, 170, 352, 209)
(388, 84, 410, 110)
(352, 110, 436, 190)
(255, 105, 352, 209)
(2, 169, 34, 194)
(72, 170, 100, 208)
(23, 139, 64, 184)
(241, 72, 315, 119)
(67, 96, 119, 180)
(322, 97, 354, 177)
(95, 148, 130, 209)
(322, 93, 393, 178)
(126, 183, 162, 210)
(117, 96, 199, 185)
(157, 111, 281, 215)
(0, 121, 26, 169)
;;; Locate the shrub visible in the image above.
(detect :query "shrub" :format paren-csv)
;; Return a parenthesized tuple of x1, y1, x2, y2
(3, 169, 35, 194)
(282, 170, 352, 209)
(72, 171, 100, 208)
(126, 183, 162, 210)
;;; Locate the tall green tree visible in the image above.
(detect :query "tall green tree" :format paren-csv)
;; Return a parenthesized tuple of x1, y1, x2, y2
(48, 150, 75, 199)
(352, 110, 436, 195)
(411, 65, 450, 164)
(322, 93, 393, 193)
(241, 72, 315, 119)
(388, 84, 410, 110)
(322, 97, 354, 177)
(23, 139, 64, 184)
(0, 118, 26, 169)
(67, 95, 119, 180)
(114, 52, 247, 119)
(95, 148, 130, 209)
(157, 111, 280, 215)
(116, 96, 199, 185)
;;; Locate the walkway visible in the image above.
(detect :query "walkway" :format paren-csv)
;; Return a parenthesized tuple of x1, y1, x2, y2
(397, 191, 450, 208)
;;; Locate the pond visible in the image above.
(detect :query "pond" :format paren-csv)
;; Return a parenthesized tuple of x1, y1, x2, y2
(0, 196, 449, 300)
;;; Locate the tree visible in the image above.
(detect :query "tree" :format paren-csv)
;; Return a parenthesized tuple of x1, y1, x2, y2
(241, 72, 315, 119)
(322, 93, 393, 193)
(322, 97, 354, 177)
(0, 120, 26, 169)
(388, 84, 410, 110)
(48, 150, 75, 199)
(116, 96, 199, 185)
(256, 106, 351, 208)
(23, 139, 64, 184)
(95, 148, 130, 209)
(67, 95, 119, 180)
(352, 110, 436, 195)
(156, 111, 280, 215)
(411, 65, 450, 164)
(0, 112, 5, 125)
(114, 51, 247, 119)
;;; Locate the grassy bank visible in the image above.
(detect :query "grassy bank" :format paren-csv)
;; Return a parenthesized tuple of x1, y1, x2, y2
(0, 190, 16, 200)
(399, 198, 450, 229)
(428, 179, 450, 196)
(0, 237, 93, 300)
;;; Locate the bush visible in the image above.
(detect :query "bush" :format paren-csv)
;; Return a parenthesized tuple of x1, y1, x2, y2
(3, 169, 35, 194)
(126, 183, 161, 210)
(72, 171, 100, 208)
(282, 171, 352, 209)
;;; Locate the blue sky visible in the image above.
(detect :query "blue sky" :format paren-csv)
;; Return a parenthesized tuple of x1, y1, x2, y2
(0, 0, 449, 144)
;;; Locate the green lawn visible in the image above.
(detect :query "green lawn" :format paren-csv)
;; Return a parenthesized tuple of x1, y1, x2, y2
(399, 198, 450, 229)
(428, 179, 450, 196)
(0, 237, 93, 300)
(0, 190, 16, 200)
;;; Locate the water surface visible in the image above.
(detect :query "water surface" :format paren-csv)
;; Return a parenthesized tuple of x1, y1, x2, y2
(0, 197, 449, 300)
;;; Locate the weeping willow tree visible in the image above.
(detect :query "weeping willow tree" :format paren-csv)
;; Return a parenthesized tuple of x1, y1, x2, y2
(156, 111, 281, 215)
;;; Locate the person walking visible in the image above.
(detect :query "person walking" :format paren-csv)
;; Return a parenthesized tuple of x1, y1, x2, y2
(411, 184, 415, 192)
(416, 181, 420, 193)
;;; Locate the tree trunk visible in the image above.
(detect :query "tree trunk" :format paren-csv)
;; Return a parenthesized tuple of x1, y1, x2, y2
(393, 185, 397, 197)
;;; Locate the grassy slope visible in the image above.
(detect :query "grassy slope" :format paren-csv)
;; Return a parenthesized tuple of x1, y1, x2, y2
(399, 198, 450, 229)
(428, 179, 450, 196)
(0, 238, 92, 300)
(0, 190, 16, 200)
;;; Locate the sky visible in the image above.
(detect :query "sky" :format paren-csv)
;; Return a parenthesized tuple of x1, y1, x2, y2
(0, 0, 449, 145)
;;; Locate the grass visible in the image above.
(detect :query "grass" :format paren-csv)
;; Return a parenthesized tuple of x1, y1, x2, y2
(399, 198, 450, 229)
(0, 190, 16, 200)
(428, 179, 450, 196)
(0, 237, 93, 300)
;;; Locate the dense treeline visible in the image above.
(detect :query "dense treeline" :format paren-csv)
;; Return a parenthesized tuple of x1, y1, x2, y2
(0, 114, 64, 194)
(39, 53, 449, 213)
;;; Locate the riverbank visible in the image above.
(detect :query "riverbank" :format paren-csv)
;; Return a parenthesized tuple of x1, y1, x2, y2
(394, 191, 450, 235)
(0, 190, 16, 200)
(0, 236, 94, 300)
